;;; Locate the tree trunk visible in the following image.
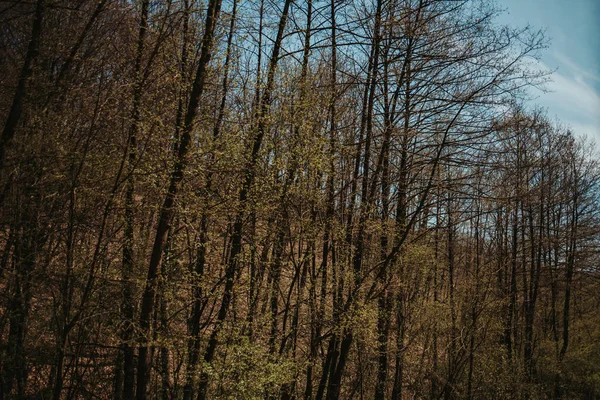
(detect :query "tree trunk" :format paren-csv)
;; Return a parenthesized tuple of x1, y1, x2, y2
(196, 2, 291, 398)
(135, 0, 223, 397)
(0, 0, 45, 171)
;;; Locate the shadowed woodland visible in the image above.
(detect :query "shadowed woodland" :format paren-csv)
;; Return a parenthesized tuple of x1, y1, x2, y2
(1, 0, 600, 398)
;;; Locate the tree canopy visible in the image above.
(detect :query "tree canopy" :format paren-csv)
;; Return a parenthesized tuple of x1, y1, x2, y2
(1, 0, 599, 399)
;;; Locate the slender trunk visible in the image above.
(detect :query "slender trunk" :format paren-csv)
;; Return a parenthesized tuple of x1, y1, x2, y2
(119, 0, 150, 397)
(375, 34, 394, 398)
(326, 2, 383, 396)
(51, 0, 108, 102)
(431, 197, 440, 398)
(506, 204, 518, 359)
(2, 183, 43, 398)
(467, 209, 482, 400)
(245, 0, 265, 339)
(309, 2, 337, 397)
(0, 0, 45, 171)
(315, 334, 334, 400)
(560, 189, 578, 360)
(159, 266, 171, 400)
(391, 302, 406, 400)
(272, 0, 312, 360)
(182, 2, 235, 398)
(52, 170, 78, 400)
(196, 2, 291, 398)
(135, 1, 223, 398)
(269, 226, 287, 353)
(444, 192, 456, 400)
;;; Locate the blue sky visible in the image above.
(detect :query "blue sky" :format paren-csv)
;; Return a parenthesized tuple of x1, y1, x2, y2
(496, 0, 600, 145)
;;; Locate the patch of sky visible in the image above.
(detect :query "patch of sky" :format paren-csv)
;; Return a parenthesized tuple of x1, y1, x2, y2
(495, 0, 600, 144)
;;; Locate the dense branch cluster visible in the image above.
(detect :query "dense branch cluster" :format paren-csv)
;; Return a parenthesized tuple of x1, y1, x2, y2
(1, 0, 599, 399)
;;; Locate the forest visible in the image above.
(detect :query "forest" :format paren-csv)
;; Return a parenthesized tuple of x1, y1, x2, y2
(1, 0, 599, 398)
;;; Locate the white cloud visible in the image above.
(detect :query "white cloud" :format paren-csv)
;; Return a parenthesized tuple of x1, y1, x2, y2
(552, 51, 600, 83)
(567, 122, 600, 143)
(545, 71, 600, 118)
(535, 58, 600, 143)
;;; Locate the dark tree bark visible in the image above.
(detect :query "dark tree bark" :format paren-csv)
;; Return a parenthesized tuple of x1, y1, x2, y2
(196, 1, 292, 398)
(182, 1, 236, 398)
(135, 0, 223, 398)
(117, 0, 150, 398)
(0, 0, 45, 172)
